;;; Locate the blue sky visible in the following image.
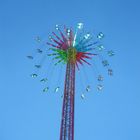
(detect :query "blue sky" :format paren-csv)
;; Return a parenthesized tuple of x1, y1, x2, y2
(0, 0, 140, 140)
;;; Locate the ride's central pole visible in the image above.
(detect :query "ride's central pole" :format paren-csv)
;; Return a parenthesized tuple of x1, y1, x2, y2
(60, 62, 75, 140)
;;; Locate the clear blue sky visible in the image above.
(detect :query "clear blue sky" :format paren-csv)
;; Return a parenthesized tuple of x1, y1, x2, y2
(0, 0, 140, 140)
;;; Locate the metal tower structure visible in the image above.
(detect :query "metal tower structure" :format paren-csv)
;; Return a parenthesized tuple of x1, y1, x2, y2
(28, 23, 114, 140)
(60, 63, 75, 140)
(47, 25, 96, 140)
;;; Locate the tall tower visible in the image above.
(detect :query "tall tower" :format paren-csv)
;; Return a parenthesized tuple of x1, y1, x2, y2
(46, 25, 97, 140)
(28, 23, 114, 140)
(60, 47, 76, 140)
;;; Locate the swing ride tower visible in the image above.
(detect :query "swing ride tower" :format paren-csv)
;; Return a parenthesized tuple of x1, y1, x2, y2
(28, 23, 114, 140)
(47, 25, 97, 140)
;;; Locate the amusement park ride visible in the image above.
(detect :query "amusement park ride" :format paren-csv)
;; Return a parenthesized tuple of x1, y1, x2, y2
(27, 23, 114, 140)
